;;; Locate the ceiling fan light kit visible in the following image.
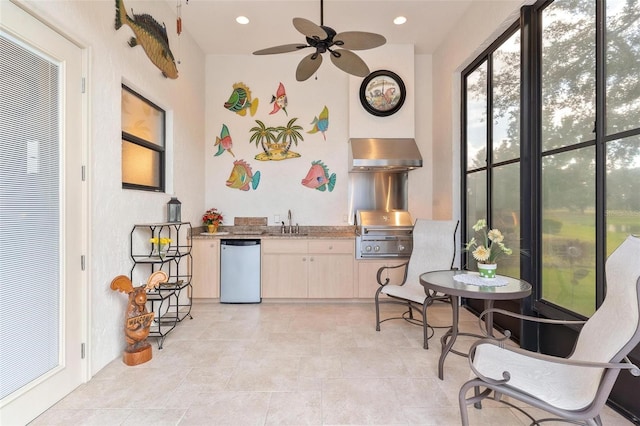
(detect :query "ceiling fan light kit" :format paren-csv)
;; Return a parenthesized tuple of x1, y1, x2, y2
(253, 0, 386, 81)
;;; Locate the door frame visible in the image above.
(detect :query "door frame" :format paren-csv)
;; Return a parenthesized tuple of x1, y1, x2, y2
(0, 0, 90, 423)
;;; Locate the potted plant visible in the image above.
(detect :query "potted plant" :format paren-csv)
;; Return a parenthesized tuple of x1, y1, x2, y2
(202, 208, 223, 233)
(464, 219, 512, 278)
(149, 236, 171, 259)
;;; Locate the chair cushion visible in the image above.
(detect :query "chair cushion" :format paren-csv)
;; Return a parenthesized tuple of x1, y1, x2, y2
(381, 282, 427, 304)
(473, 343, 604, 411)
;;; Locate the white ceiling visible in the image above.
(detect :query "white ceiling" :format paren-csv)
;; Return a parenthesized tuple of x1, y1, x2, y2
(169, 0, 483, 55)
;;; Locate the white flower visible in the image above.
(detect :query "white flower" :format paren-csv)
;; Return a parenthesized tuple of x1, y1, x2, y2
(472, 219, 486, 232)
(488, 229, 503, 243)
(472, 245, 490, 262)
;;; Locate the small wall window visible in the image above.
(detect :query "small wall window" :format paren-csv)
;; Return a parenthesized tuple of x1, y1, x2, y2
(121, 85, 165, 191)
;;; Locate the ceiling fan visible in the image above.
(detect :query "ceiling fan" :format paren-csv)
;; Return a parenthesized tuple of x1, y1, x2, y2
(252, 0, 386, 81)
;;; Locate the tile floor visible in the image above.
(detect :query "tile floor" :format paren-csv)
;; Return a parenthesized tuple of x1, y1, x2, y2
(32, 301, 631, 425)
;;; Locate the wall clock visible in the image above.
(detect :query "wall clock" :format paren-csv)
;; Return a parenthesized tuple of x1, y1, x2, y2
(359, 70, 406, 117)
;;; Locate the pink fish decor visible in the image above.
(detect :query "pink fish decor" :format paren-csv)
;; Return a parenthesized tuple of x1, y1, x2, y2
(214, 124, 234, 157)
(301, 160, 336, 192)
(269, 82, 288, 116)
(226, 159, 261, 191)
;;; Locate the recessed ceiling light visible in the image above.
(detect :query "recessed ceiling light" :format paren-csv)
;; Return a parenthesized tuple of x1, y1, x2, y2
(236, 16, 250, 25)
(393, 16, 407, 25)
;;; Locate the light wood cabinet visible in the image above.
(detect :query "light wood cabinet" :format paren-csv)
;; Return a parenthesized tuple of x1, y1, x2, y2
(262, 239, 355, 298)
(357, 259, 408, 298)
(190, 238, 220, 298)
(307, 240, 355, 298)
(262, 240, 308, 298)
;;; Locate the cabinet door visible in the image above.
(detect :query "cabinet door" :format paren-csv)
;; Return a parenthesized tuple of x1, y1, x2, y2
(191, 239, 219, 298)
(262, 253, 308, 298)
(308, 253, 354, 298)
(357, 260, 408, 298)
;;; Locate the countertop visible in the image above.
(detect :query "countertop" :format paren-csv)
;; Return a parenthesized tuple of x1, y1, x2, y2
(190, 225, 356, 240)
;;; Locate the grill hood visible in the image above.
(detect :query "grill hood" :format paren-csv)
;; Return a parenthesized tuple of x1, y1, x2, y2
(349, 138, 423, 171)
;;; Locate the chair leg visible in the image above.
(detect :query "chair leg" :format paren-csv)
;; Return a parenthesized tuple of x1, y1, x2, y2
(459, 380, 475, 426)
(407, 301, 414, 319)
(422, 301, 429, 349)
(375, 287, 382, 331)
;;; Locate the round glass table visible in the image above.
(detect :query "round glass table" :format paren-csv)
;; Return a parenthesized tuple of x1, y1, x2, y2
(419, 270, 532, 380)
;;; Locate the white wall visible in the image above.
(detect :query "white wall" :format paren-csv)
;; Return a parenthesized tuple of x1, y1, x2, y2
(13, 0, 529, 378)
(431, 1, 532, 220)
(204, 44, 431, 225)
(19, 0, 206, 374)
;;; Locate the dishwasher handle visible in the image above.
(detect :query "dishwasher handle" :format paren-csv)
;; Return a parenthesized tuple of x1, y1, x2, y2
(221, 239, 260, 246)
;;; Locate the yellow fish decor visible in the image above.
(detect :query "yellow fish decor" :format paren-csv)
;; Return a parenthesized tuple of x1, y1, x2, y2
(301, 160, 336, 192)
(269, 82, 288, 116)
(250, 118, 304, 161)
(226, 159, 261, 191)
(214, 124, 235, 157)
(308, 106, 329, 140)
(223, 82, 259, 117)
(114, 0, 178, 79)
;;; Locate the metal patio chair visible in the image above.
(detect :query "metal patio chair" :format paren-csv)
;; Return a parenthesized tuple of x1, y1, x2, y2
(374, 219, 459, 349)
(459, 235, 640, 426)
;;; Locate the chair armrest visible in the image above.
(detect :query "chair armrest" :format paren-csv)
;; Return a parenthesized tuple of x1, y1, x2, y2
(477, 308, 587, 338)
(376, 262, 408, 286)
(467, 338, 640, 386)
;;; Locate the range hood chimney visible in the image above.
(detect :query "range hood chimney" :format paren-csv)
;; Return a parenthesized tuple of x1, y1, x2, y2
(349, 138, 423, 172)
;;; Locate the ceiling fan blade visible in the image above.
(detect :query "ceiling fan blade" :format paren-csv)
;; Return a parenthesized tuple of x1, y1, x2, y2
(253, 43, 308, 55)
(296, 52, 323, 81)
(329, 49, 370, 77)
(293, 17, 327, 40)
(334, 32, 387, 51)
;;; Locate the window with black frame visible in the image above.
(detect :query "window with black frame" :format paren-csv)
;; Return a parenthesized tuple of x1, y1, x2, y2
(462, 0, 640, 420)
(121, 85, 165, 191)
(463, 27, 522, 279)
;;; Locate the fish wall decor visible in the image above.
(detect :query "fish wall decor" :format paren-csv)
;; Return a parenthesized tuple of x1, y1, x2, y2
(269, 82, 288, 116)
(301, 160, 336, 192)
(308, 106, 329, 140)
(214, 124, 235, 157)
(114, 0, 178, 79)
(226, 159, 261, 191)
(224, 82, 259, 117)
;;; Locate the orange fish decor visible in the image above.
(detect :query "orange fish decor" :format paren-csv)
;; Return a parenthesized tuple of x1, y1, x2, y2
(214, 124, 235, 157)
(308, 106, 329, 140)
(269, 82, 288, 116)
(301, 160, 336, 192)
(114, 0, 178, 79)
(226, 159, 261, 191)
(224, 82, 259, 117)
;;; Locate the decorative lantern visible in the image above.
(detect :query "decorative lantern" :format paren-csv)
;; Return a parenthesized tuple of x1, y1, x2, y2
(167, 197, 181, 222)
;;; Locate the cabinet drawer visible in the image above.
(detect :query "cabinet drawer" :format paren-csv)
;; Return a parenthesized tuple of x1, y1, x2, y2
(262, 239, 308, 254)
(308, 240, 354, 254)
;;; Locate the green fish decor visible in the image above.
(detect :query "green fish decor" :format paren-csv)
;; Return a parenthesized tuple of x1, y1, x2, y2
(114, 0, 179, 79)
(224, 82, 259, 117)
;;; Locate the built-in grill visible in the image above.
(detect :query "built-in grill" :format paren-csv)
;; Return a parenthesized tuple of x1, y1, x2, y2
(355, 210, 414, 259)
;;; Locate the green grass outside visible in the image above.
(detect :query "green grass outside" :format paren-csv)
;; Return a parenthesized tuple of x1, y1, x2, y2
(540, 210, 637, 316)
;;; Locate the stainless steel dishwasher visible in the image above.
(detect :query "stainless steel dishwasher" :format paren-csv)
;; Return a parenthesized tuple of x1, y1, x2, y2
(220, 239, 261, 303)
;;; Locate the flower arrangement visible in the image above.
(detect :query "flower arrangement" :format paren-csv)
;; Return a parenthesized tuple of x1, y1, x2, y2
(464, 219, 512, 265)
(202, 208, 223, 226)
(150, 237, 171, 257)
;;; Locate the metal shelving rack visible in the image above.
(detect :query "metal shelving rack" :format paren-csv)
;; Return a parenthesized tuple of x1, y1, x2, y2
(130, 222, 193, 349)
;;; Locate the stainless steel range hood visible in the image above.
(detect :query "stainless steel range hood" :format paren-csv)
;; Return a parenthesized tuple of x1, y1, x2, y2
(349, 138, 423, 171)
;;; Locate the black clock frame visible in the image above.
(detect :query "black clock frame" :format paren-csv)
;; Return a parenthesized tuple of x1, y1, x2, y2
(359, 70, 406, 117)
